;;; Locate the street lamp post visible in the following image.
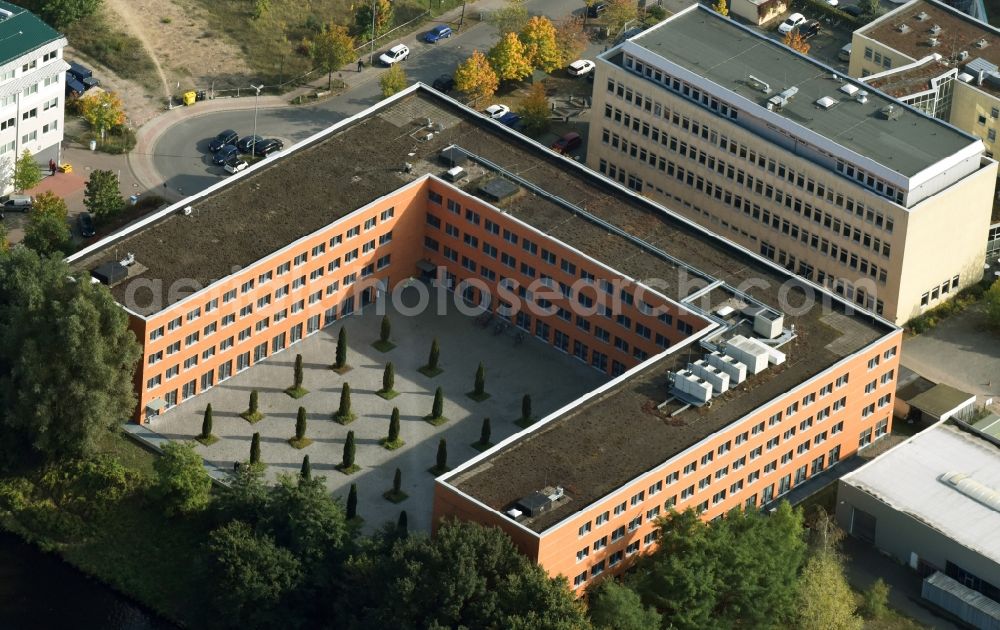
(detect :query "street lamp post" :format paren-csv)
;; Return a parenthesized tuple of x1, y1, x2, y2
(250, 84, 263, 156)
(369, 0, 378, 66)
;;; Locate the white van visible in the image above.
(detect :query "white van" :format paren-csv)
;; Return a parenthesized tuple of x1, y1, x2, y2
(2, 195, 33, 211)
(838, 43, 852, 63)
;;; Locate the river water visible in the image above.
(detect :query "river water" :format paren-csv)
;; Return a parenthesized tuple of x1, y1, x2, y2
(0, 531, 175, 629)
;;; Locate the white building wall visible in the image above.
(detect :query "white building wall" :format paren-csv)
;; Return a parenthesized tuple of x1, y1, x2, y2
(0, 38, 67, 195)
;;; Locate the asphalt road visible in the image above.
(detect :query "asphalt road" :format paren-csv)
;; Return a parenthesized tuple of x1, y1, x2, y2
(150, 0, 599, 197)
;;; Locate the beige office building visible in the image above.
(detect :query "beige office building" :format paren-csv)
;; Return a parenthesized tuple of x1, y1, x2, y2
(588, 5, 996, 325)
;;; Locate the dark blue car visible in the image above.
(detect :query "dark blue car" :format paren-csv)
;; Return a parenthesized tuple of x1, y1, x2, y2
(498, 112, 522, 130)
(209, 129, 239, 153)
(424, 25, 453, 43)
(212, 144, 239, 165)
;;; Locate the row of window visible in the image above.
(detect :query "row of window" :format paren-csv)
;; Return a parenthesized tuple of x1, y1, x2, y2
(614, 60, 905, 205)
(600, 99, 896, 237)
(919, 274, 961, 308)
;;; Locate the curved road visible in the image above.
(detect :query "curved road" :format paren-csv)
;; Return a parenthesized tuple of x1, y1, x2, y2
(150, 0, 594, 197)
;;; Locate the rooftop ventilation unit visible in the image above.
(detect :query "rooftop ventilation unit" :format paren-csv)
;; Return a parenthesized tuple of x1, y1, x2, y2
(668, 370, 713, 405)
(840, 83, 860, 96)
(856, 90, 869, 104)
(715, 305, 736, 318)
(929, 37, 940, 47)
(746, 74, 771, 94)
(940, 472, 1000, 513)
(445, 166, 466, 182)
(513, 486, 566, 517)
(897, 23, 910, 33)
(767, 86, 799, 111)
(90, 262, 128, 286)
(958, 50, 970, 61)
(707, 351, 747, 385)
(688, 360, 730, 394)
(120, 252, 135, 267)
(182, 205, 192, 216)
(815, 96, 837, 109)
(879, 104, 902, 120)
(930, 24, 942, 35)
(976, 38, 989, 48)
(753, 310, 784, 339)
(916, 10, 929, 20)
(439, 146, 468, 167)
(958, 71, 974, 82)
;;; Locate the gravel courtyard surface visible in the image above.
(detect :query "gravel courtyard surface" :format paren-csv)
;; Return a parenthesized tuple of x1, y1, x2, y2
(151, 287, 608, 533)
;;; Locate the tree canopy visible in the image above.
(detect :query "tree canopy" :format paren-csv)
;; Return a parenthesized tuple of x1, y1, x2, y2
(22, 0, 102, 28)
(454, 50, 499, 105)
(311, 23, 355, 90)
(0, 248, 141, 467)
(520, 16, 561, 73)
(13, 150, 41, 193)
(153, 441, 212, 516)
(587, 579, 662, 630)
(354, 0, 393, 40)
(84, 169, 124, 223)
(489, 31, 533, 83)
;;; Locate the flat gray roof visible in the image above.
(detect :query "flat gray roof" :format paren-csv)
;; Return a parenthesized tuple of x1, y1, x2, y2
(842, 423, 1000, 564)
(630, 6, 975, 177)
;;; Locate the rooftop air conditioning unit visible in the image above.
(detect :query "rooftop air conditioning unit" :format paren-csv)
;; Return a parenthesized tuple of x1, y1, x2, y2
(930, 24, 942, 35)
(856, 90, 869, 104)
(929, 37, 940, 47)
(976, 38, 989, 48)
(958, 50, 970, 61)
(879, 104, 902, 120)
(120, 252, 135, 267)
(916, 11, 929, 20)
(815, 96, 837, 109)
(897, 23, 910, 33)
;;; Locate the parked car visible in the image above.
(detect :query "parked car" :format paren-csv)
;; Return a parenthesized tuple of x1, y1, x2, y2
(253, 138, 283, 157)
(432, 75, 455, 92)
(551, 132, 583, 155)
(797, 19, 821, 39)
(842, 5, 862, 17)
(838, 42, 853, 62)
(236, 135, 263, 153)
(497, 112, 523, 130)
(778, 13, 806, 34)
(567, 59, 595, 77)
(484, 104, 510, 119)
(424, 25, 453, 43)
(587, 2, 607, 17)
(212, 144, 239, 165)
(224, 158, 249, 174)
(2, 194, 33, 212)
(379, 44, 410, 66)
(209, 129, 239, 152)
(78, 212, 96, 237)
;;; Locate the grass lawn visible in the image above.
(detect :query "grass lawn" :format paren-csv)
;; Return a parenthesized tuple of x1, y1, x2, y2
(470, 440, 493, 452)
(380, 438, 405, 451)
(288, 437, 314, 449)
(334, 412, 357, 425)
(337, 463, 361, 475)
(240, 410, 265, 423)
(65, 7, 160, 94)
(372, 340, 396, 353)
(466, 391, 491, 402)
(515, 417, 536, 429)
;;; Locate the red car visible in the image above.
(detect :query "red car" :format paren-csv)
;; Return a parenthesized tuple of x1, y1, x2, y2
(551, 132, 582, 155)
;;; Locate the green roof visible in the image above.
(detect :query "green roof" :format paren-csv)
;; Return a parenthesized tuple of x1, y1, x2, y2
(0, 2, 63, 67)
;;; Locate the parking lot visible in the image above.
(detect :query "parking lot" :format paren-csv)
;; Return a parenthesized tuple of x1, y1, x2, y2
(150, 286, 608, 533)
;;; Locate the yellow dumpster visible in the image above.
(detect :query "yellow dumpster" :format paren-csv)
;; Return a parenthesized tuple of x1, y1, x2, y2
(183, 90, 197, 106)
(59, 163, 72, 173)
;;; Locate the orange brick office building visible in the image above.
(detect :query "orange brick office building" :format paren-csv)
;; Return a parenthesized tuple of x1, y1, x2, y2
(68, 86, 900, 590)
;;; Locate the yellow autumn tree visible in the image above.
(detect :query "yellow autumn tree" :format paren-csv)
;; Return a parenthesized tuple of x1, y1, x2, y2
(713, 0, 729, 17)
(783, 30, 810, 54)
(79, 91, 126, 139)
(519, 16, 561, 73)
(454, 50, 499, 106)
(488, 31, 533, 82)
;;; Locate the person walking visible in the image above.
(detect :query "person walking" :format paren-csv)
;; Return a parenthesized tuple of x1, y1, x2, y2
(48, 159, 56, 176)
(357, 58, 364, 73)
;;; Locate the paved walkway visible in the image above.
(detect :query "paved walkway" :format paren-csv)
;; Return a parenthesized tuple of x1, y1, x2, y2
(122, 423, 233, 486)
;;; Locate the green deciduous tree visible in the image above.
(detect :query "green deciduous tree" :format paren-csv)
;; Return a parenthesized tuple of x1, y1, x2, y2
(207, 520, 303, 626)
(861, 578, 890, 620)
(24, 209, 71, 257)
(311, 22, 355, 90)
(520, 15, 561, 73)
(0, 248, 141, 467)
(518, 81, 551, 135)
(83, 169, 124, 223)
(489, 31, 533, 82)
(486, 0, 529, 35)
(201, 404, 214, 440)
(380, 64, 407, 98)
(984, 279, 1000, 329)
(797, 551, 863, 630)
(23, 0, 102, 28)
(250, 432, 262, 464)
(152, 441, 212, 516)
(861, 0, 883, 20)
(13, 150, 41, 193)
(588, 579, 662, 630)
(354, 0, 393, 40)
(30, 190, 67, 220)
(454, 50, 499, 106)
(216, 461, 269, 525)
(295, 406, 307, 441)
(268, 474, 349, 570)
